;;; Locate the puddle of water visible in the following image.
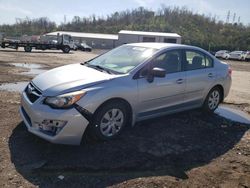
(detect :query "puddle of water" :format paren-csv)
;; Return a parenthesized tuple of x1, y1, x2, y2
(0, 63, 47, 93)
(11, 63, 43, 69)
(215, 105, 250, 125)
(0, 82, 28, 93)
(10, 63, 46, 76)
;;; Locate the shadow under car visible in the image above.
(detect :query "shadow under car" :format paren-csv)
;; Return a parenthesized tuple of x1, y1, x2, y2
(9, 109, 249, 187)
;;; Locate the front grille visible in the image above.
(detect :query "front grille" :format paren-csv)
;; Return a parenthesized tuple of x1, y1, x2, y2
(25, 82, 42, 103)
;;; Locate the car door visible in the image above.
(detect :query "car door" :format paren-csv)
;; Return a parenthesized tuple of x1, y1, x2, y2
(183, 49, 216, 105)
(136, 49, 186, 118)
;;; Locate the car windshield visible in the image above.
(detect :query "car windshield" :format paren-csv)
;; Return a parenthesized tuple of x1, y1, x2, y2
(87, 45, 157, 74)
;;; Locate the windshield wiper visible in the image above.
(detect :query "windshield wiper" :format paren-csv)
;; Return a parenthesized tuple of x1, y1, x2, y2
(80, 61, 89, 65)
(85, 64, 113, 74)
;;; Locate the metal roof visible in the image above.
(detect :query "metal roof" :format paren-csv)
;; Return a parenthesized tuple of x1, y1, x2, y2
(119, 30, 181, 38)
(46, 31, 118, 40)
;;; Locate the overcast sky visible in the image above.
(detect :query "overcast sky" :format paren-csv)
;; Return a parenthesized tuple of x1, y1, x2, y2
(0, 0, 249, 25)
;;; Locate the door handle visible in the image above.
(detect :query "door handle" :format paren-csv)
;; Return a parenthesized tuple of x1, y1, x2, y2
(208, 73, 214, 78)
(176, 78, 184, 84)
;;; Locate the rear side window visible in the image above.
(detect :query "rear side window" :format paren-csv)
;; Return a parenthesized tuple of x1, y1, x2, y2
(185, 50, 213, 71)
(205, 55, 213, 68)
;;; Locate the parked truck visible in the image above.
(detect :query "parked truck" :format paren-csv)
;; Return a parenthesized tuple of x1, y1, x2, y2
(0, 33, 76, 53)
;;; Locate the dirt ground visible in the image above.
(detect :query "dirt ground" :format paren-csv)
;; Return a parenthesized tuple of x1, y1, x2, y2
(0, 49, 249, 188)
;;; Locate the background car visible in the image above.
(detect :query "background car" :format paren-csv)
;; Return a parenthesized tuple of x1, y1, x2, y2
(215, 50, 230, 59)
(229, 51, 247, 61)
(75, 42, 92, 52)
(222, 52, 230, 59)
(245, 51, 250, 61)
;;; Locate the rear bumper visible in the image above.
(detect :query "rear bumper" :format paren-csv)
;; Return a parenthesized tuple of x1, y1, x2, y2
(229, 56, 242, 60)
(20, 91, 89, 145)
(215, 55, 222, 58)
(223, 76, 232, 99)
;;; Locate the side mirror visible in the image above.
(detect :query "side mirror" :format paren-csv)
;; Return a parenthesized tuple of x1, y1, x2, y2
(147, 67, 166, 83)
(152, 67, 166, 77)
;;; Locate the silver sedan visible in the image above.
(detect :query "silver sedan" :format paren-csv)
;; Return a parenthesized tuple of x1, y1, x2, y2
(20, 43, 232, 145)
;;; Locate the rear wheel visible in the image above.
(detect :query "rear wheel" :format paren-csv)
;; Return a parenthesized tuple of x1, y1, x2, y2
(41, 45, 47, 51)
(89, 101, 128, 141)
(203, 87, 222, 113)
(62, 46, 70, 53)
(24, 45, 32, 52)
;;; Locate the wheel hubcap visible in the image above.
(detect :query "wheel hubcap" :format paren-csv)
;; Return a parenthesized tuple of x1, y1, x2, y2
(100, 108, 124, 137)
(208, 90, 220, 110)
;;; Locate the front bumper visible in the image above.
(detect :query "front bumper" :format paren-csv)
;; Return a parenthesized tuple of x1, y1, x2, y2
(19, 91, 89, 145)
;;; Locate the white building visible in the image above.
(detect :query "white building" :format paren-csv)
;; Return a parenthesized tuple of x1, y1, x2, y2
(46, 30, 181, 49)
(117, 30, 181, 46)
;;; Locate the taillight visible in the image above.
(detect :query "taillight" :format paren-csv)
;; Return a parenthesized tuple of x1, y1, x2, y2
(228, 67, 232, 76)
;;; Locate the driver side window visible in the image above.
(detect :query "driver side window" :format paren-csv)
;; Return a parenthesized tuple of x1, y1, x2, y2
(153, 50, 182, 74)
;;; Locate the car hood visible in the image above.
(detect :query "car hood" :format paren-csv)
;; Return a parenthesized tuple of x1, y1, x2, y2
(32, 63, 116, 96)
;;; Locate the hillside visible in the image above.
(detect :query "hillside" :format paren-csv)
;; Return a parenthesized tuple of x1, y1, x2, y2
(1, 7, 250, 51)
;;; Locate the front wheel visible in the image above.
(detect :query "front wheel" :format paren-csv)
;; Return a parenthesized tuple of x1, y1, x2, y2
(89, 102, 128, 141)
(203, 87, 222, 113)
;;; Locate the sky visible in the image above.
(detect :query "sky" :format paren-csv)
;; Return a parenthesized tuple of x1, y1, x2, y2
(0, 0, 250, 25)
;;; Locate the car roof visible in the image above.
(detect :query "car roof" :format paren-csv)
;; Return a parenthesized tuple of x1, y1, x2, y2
(125, 43, 213, 57)
(126, 42, 191, 50)
(217, 50, 228, 52)
(231, 51, 243, 53)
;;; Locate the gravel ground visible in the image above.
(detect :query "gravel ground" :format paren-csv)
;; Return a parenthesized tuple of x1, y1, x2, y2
(0, 49, 249, 188)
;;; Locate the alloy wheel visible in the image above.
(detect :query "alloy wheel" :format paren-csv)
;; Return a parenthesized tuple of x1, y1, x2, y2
(100, 108, 124, 137)
(208, 90, 220, 110)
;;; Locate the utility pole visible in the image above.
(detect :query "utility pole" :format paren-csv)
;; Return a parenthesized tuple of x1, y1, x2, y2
(238, 16, 241, 24)
(62, 15, 67, 31)
(64, 15, 67, 25)
(233, 13, 236, 23)
(226, 10, 230, 23)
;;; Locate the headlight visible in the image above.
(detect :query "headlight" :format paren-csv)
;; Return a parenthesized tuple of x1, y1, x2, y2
(44, 91, 86, 109)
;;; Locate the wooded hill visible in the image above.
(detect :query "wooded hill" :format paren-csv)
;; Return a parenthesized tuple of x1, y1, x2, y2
(1, 7, 249, 51)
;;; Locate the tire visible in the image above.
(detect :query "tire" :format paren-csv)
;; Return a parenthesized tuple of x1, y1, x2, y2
(13, 44, 18, 50)
(203, 87, 222, 113)
(89, 101, 128, 141)
(41, 45, 47, 51)
(24, 46, 32, 52)
(62, 46, 70, 53)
